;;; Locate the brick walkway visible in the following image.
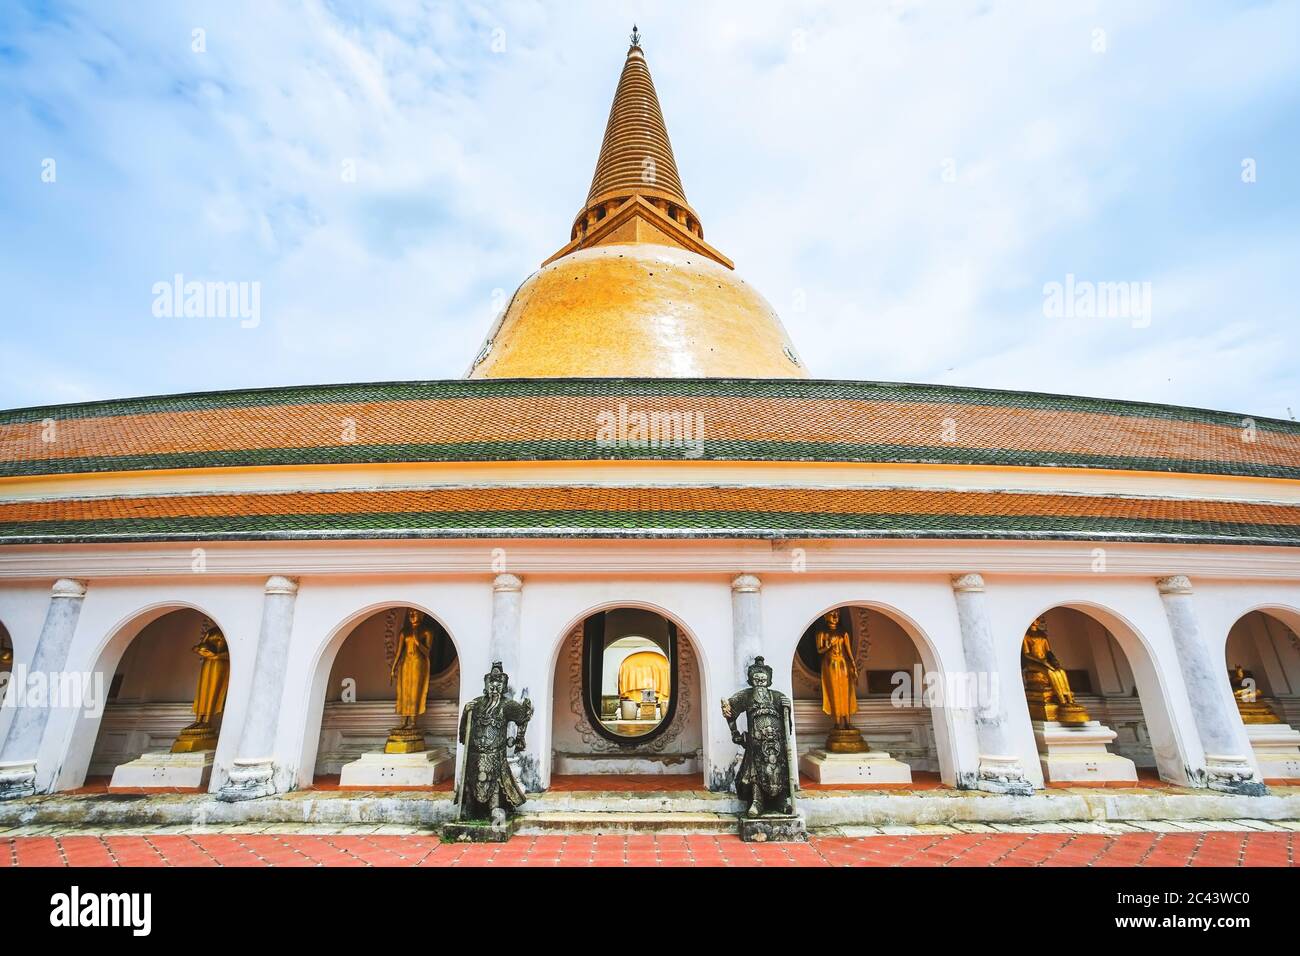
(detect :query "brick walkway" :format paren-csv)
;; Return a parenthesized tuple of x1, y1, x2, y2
(2, 830, 1294, 867)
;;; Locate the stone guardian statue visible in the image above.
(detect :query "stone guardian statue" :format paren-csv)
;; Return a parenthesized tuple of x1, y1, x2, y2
(449, 662, 533, 839)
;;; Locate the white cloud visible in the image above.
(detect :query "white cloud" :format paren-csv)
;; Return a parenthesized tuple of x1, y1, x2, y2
(0, 0, 1296, 420)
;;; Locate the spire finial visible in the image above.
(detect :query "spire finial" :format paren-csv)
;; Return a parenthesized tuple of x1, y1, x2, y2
(629, 24, 641, 48)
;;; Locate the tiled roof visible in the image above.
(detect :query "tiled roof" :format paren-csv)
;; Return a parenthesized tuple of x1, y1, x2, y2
(2, 486, 1297, 546)
(2, 378, 1298, 479)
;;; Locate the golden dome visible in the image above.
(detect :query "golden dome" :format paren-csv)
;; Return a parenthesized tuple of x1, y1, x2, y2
(469, 243, 806, 379)
(468, 32, 807, 380)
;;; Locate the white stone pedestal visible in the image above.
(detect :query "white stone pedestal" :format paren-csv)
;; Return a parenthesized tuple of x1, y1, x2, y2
(799, 749, 913, 785)
(1033, 720, 1137, 783)
(110, 751, 214, 789)
(339, 748, 453, 788)
(1246, 723, 1300, 780)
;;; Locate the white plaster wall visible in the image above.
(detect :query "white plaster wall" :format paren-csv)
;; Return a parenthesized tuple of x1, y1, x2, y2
(4, 539, 1299, 799)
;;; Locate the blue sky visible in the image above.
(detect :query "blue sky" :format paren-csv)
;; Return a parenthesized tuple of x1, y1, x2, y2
(1, 0, 1296, 419)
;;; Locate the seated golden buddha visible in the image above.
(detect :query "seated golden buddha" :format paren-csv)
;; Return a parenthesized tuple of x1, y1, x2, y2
(1021, 618, 1090, 725)
(1229, 663, 1279, 724)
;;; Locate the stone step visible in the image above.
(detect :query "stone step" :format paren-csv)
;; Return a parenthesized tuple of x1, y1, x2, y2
(515, 810, 737, 834)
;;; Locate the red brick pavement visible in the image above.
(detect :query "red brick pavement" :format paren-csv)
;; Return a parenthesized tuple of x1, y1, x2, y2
(1, 831, 1293, 867)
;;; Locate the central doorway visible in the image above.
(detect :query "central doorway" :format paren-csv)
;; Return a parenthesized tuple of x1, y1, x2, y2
(551, 606, 702, 779)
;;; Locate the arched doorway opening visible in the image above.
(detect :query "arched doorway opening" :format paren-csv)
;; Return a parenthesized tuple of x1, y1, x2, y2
(313, 606, 460, 785)
(87, 607, 231, 790)
(1017, 606, 1174, 783)
(791, 605, 940, 785)
(550, 606, 702, 780)
(1225, 609, 1300, 782)
(0, 620, 12, 707)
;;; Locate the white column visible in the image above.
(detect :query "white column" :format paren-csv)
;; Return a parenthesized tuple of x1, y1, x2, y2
(489, 574, 523, 688)
(730, 574, 762, 690)
(489, 572, 537, 792)
(217, 575, 299, 801)
(0, 579, 87, 799)
(949, 574, 1033, 794)
(1156, 575, 1265, 795)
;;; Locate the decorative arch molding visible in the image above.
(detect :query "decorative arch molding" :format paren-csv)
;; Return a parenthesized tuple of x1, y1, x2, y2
(296, 599, 466, 787)
(558, 622, 699, 755)
(1014, 598, 1193, 786)
(56, 601, 233, 793)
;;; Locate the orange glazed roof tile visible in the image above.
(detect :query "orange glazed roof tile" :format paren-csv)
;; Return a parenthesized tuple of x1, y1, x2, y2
(1, 378, 1298, 480)
(1, 485, 1298, 546)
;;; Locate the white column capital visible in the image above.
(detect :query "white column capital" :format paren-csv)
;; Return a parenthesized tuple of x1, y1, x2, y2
(950, 573, 985, 593)
(50, 578, 87, 598)
(731, 573, 761, 593)
(493, 573, 523, 592)
(264, 575, 298, 596)
(1156, 574, 1192, 595)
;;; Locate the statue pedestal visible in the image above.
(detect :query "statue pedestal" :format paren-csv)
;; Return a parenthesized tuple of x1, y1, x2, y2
(1246, 723, 1300, 780)
(799, 749, 912, 785)
(440, 819, 515, 843)
(109, 751, 214, 790)
(339, 748, 453, 788)
(738, 813, 806, 843)
(1033, 720, 1137, 783)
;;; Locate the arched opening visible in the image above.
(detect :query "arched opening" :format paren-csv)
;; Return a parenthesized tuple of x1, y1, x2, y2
(1225, 609, 1300, 782)
(550, 605, 702, 783)
(1017, 606, 1171, 784)
(791, 605, 940, 786)
(0, 620, 12, 706)
(86, 607, 231, 790)
(312, 605, 460, 787)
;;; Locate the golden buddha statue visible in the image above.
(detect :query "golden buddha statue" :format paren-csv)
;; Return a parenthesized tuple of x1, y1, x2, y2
(816, 609, 868, 752)
(0, 642, 11, 668)
(618, 650, 670, 720)
(1021, 617, 1090, 725)
(385, 608, 433, 754)
(1229, 663, 1279, 724)
(171, 625, 230, 753)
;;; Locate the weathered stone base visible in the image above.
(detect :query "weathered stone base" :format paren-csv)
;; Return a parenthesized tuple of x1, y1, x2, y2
(339, 749, 453, 788)
(0, 760, 38, 801)
(975, 755, 1034, 795)
(440, 819, 516, 843)
(1034, 720, 1137, 783)
(1204, 754, 1268, 796)
(4, 784, 1298, 833)
(738, 813, 807, 843)
(216, 758, 278, 802)
(800, 749, 912, 784)
(1247, 724, 1300, 780)
(110, 751, 214, 790)
(552, 751, 700, 775)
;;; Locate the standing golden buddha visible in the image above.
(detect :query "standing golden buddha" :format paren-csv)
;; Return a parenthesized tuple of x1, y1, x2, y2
(1021, 618, 1090, 725)
(816, 609, 868, 753)
(171, 624, 230, 753)
(386, 608, 433, 754)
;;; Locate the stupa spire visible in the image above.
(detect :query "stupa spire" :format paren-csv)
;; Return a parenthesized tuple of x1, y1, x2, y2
(545, 29, 732, 268)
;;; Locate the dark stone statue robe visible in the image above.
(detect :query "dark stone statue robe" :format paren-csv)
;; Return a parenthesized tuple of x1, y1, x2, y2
(726, 685, 794, 810)
(455, 693, 532, 818)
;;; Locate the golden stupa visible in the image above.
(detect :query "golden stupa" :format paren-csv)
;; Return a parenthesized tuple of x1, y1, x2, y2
(469, 31, 806, 380)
